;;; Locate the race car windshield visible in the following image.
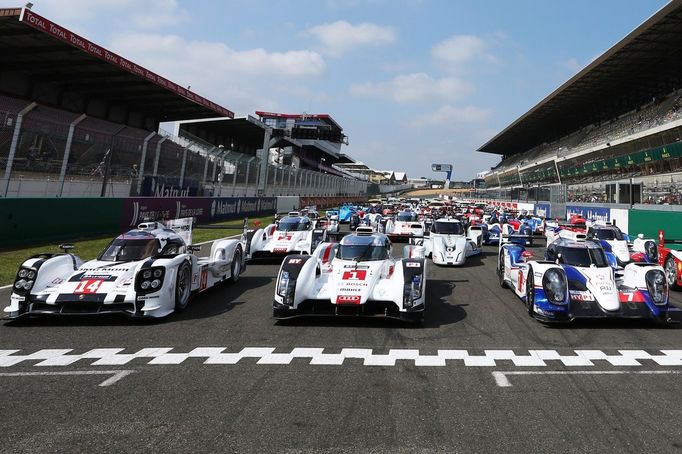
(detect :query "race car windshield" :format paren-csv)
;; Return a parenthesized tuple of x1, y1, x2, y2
(433, 222, 464, 235)
(98, 238, 160, 262)
(595, 229, 623, 240)
(278, 219, 310, 231)
(397, 213, 416, 222)
(338, 244, 389, 261)
(558, 246, 609, 268)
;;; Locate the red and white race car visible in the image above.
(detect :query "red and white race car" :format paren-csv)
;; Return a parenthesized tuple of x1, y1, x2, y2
(246, 213, 326, 259)
(273, 227, 426, 323)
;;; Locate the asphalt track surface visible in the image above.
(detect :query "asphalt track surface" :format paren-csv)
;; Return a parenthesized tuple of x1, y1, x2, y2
(2, 235, 682, 453)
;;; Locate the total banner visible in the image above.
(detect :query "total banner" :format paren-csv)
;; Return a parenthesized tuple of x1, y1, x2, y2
(535, 203, 551, 218)
(122, 197, 277, 229)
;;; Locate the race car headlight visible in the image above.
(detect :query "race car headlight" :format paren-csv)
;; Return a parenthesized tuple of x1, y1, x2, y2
(404, 274, 423, 307)
(277, 271, 296, 305)
(136, 267, 165, 293)
(645, 269, 667, 305)
(644, 240, 658, 263)
(542, 268, 567, 305)
(13, 267, 37, 293)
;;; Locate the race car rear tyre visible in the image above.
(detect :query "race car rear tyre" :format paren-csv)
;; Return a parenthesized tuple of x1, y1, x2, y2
(525, 266, 535, 316)
(174, 262, 192, 311)
(665, 256, 679, 290)
(498, 251, 508, 288)
(230, 247, 242, 283)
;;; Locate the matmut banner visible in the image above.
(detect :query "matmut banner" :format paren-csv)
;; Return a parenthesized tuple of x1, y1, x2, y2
(122, 197, 276, 228)
(19, 9, 233, 118)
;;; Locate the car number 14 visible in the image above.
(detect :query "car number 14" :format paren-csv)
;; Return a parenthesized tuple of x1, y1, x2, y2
(74, 279, 104, 294)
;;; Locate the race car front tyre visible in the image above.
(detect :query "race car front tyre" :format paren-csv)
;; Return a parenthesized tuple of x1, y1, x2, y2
(525, 266, 534, 316)
(230, 247, 242, 284)
(174, 262, 192, 311)
(665, 255, 679, 290)
(498, 251, 508, 288)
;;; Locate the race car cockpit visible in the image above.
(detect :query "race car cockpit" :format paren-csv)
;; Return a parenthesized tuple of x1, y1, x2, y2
(276, 216, 312, 232)
(337, 234, 391, 261)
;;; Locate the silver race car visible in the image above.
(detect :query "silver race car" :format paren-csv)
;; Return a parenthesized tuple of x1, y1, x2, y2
(5, 219, 246, 319)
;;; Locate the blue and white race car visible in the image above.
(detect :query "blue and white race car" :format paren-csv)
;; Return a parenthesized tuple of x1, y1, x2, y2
(498, 234, 669, 323)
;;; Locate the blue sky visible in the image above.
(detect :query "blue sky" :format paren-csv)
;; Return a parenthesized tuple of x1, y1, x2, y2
(1, 0, 670, 180)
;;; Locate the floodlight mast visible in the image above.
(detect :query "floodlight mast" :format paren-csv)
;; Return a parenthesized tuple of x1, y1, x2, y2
(431, 163, 453, 189)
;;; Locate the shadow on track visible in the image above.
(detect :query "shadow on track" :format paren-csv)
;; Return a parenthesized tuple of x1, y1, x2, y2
(3, 275, 270, 327)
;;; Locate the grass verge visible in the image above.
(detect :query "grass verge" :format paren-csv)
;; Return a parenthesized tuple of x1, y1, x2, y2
(0, 215, 275, 287)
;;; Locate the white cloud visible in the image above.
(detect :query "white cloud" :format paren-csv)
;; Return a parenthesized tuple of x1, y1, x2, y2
(31, 0, 188, 30)
(431, 34, 498, 70)
(349, 73, 474, 103)
(109, 33, 328, 114)
(304, 20, 395, 57)
(410, 105, 493, 128)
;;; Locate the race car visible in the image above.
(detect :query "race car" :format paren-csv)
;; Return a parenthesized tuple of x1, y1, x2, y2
(498, 235, 669, 323)
(484, 222, 515, 245)
(5, 219, 246, 319)
(423, 218, 481, 265)
(585, 223, 632, 265)
(247, 214, 326, 259)
(339, 205, 356, 223)
(384, 211, 424, 241)
(272, 227, 426, 323)
(655, 230, 682, 290)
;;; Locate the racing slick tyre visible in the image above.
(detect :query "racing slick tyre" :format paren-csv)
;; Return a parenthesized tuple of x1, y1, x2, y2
(230, 247, 242, 284)
(174, 262, 192, 311)
(665, 256, 679, 290)
(498, 251, 508, 288)
(525, 266, 535, 316)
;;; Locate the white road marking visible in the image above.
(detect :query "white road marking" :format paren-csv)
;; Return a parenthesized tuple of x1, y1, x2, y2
(0, 284, 12, 290)
(1, 348, 682, 368)
(492, 370, 682, 387)
(0, 370, 135, 387)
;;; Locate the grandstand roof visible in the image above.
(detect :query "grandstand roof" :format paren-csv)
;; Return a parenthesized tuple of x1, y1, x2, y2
(0, 7, 232, 127)
(479, 0, 682, 156)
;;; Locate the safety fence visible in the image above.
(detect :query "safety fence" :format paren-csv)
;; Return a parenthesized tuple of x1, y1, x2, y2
(0, 97, 406, 199)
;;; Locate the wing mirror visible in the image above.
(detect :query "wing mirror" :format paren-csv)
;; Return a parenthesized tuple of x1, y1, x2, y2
(59, 243, 75, 252)
(521, 251, 534, 261)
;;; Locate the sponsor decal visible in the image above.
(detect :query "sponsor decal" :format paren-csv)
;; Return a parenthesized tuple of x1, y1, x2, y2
(278, 234, 293, 241)
(343, 265, 370, 269)
(336, 295, 362, 304)
(199, 270, 208, 291)
(273, 247, 288, 253)
(406, 262, 421, 268)
(288, 258, 303, 264)
(569, 290, 595, 301)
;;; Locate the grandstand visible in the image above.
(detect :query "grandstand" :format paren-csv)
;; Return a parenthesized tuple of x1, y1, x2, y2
(0, 6, 378, 198)
(478, 0, 682, 207)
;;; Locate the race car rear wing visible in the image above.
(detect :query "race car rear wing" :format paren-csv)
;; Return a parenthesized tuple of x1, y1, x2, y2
(658, 230, 682, 247)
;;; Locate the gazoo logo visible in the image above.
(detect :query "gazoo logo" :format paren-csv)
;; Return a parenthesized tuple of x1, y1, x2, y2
(342, 270, 367, 281)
